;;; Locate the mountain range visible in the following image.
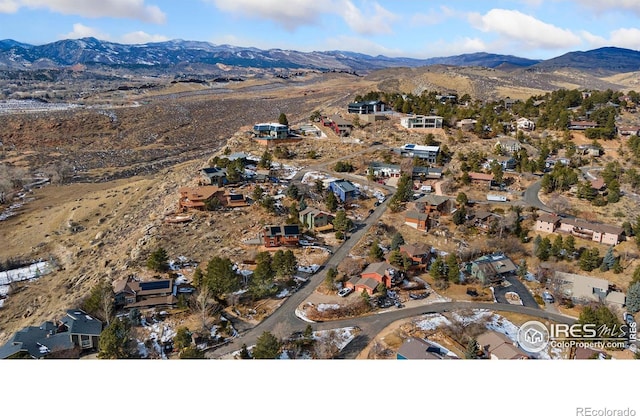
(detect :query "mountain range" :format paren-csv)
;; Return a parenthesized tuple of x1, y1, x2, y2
(0, 37, 639, 75)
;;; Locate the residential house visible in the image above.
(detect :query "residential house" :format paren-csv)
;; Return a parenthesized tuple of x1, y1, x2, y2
(473, 210, 497, 231)
(476, 331, 528, 359)
(468, 172, 494, 185)
(324, 114, 353, 136)
(114, 276, 178, 309)
(456, 119, 477, 131)
(618, 125, 640, 136)
(262, 224, 301, 247)
(397, 337, 456, 359)
(484, 156, 516, 171)
(412, 166, 443, 180)
(589, 177, 606, 191)
(400, 115, 444, 129)
(569, 121, 599, 130)
(413, 194, 451, 215)
(347, 100, 386, 114)
(299, 207, 334, 231)
(252, 122, 302, 147)
(553, 271, 626, 309)
(396, 144, 440, 163)
(404, 211, 429, 232)
(468, 253, 517, 285)
(558, 218, 623, 245)
(535, 213, 561, 233)
(200, 167, 228, 186)
(516, 117, 535, 131)
(578, 145, 602, 157)
(399, 243, 431, 270)
(178, 186, 222, 211)
(329, 179, 358, 203)
(495, 138, 521, 155)
(344, 262, 399, 294)
(178, 186, 247, 211)
(369, 162, 401, 178)
(0, 309, 102, 359)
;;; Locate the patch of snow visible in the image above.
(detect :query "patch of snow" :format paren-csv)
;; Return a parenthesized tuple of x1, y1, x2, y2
(317, 303, 340, 312)
(415, 314, 452, 331)
(137, 341, 148, 358)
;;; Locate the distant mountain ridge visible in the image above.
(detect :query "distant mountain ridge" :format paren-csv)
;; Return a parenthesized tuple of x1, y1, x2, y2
(0, 37, 638, 75)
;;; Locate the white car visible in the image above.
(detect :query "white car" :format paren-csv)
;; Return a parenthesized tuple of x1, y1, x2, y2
(338, 287, 353, 297)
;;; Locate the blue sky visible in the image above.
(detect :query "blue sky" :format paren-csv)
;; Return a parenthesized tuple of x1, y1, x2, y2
(1, 0, 640, 59)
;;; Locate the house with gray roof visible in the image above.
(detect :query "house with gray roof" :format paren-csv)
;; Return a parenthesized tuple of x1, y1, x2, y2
(329, 179, 358, 203)
(0, 309, 102, 359)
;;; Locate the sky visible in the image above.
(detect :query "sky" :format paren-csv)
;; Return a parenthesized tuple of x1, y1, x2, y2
(1, 0, 640, 59)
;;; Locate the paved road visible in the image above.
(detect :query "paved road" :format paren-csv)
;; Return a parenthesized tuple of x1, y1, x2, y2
(493, 275, 540, 309)
(522, 179, 553, 213)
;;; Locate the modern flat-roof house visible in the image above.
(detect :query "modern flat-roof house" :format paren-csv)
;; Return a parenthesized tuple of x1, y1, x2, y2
(262, 225, 300, 247)
(484, 156, 516, 171)
(329, 179, 358, 203)
(619, 125, 640, 136)
(348, 100, 386, 114)
(412, 166, 443, 180)
(400, 115, 444, 129)
(0, 309, 102, 359)
(468, 253, 517, 285)
(252, 122, 302, 147)
(516, 117, 535, 131)
(396, 144, 440, 163)
(369, 162, 402, 178)
(114, 277, 178, 309)
(476, 331, 528, 360)
(200, 167, 228, 186)
(404, 211, 429, 231)
(299, 207, 334, 231)
(456, 119, 477, 131)
(558, 218, 623, 245)
(553, 271, 626, 309)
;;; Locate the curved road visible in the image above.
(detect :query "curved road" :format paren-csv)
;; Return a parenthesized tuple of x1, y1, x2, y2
(522, 179, 553, 213)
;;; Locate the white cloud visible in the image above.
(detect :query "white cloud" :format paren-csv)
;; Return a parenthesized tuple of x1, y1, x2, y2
(60, 23, 111, 41)
(580, 28, 640, 50)
(468, 9, 581, 50)
(210, 0, 329, 30)
(210, 0, 397, 35)
(571, 0, 640, 15)
(120, 31, 168, 44)
(337, 0, 397, 35)
(1, 0, 166, 23)
(426, 37, 489, 57)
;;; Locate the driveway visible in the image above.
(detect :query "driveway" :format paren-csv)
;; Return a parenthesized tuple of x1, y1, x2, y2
(522, 179, 553, 212)
(492, 275, 540, 309)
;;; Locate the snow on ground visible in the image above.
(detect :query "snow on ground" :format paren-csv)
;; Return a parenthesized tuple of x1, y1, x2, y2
(317, 303, 340, 312)
(0, 261, 53, 285)
(301, 171, 329, 184)
(314, 326, 358, 351)
(415, 314, 452, 331)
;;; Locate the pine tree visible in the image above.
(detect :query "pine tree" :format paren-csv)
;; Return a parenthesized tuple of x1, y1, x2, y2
(278, 112, 289, 126)
(563, 235, 576, 256)
(551, 235, 564, 258)
(147, 247, 169, 272)
(253, 331, 282, 359)
(446, 254, 460, 283)
(601, 247, 616, 271)
(325, 191, 338, 212)
(390, 232, 405, 251)
(465, 338, 479, 359)
(98, 318, 130, 359)
(369, 239, 384, 261)
(535, 237, 551, 261)
(429, 256, 445, 280)
(627, 282, 640, 314)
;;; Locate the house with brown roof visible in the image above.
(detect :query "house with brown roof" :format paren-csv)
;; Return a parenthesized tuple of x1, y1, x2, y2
(178, 186, 247, 211)
(414, 194, 451, 215)
(345, 262, 399, 293)
(261, 225, 300, 247)
(569, 120, 599, 130)
(114, 276, 178, 310)
(476, 331, 528, 359)
(473, 211, 497, 231)
(558, 218, 624, 245)
(404, 211, 429, 231)
(535, 213, 561, 233)
(399, 243, 432, 270)
(468, 172, 494, 185)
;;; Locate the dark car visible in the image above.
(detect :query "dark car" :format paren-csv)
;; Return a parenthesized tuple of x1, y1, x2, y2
(409, 292, 429, 300)
(377, 297, 394, 308)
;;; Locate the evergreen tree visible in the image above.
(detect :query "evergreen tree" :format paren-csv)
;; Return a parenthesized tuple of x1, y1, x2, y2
(204, 256, 240, 300)
(147, 247, 169, 272)
(551, 235, 564, 258)
(278, 112, 289, 126)
(192, 267, 204, 288)
(239, 344, 251, 359)
(250, 252, 276, 299)
(601, 247, 616, 271)
(174, 327, 192, 350)
(82, 279, 114, 325)
(286, 184, 299, 199)
(179, 346, 205, 359)
(258, 150, 272, 169)
(253, 331, 282, 359)
(98, 318, 130, 359)
(533, 234, 542, 254)
(446, 254, 460, 283)
(465, 338, 479, 359)
(517, 259, 528, 279)
(626, 282, 640, 314)
(535, 237, 551, 261)
(456, 192, 468, 207)
(369, 239, 384, 261)
(325, 191, 338, 212)
(612, 258, 623, 274)
(563, 235, 576, 255)
(390, 232, 405, 251)
(332, 210, 352, 233)
(452, 206, 467, 225)
(429, 256, 446, 280)
(579, 248, 600, 272)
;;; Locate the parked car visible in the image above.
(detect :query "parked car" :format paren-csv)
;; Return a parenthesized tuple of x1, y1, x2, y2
(377, 297, 394, 308)
(338, 287, 353, 297)
(542, 291, 555, 303)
